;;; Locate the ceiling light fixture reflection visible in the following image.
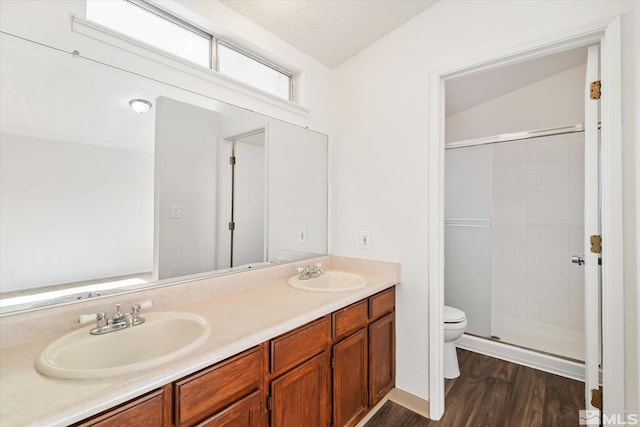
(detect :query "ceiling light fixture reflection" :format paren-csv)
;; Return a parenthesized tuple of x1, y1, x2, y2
(129, 99, 152, 114)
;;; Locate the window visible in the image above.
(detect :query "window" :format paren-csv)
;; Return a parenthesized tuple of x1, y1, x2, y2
(86, 0, 293, 101)
(86, 0, 211, 67)
(218, 43, 292, 101)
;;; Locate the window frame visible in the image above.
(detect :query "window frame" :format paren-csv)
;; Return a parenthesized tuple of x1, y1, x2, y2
(86, 0, 294, 101)
(216, 40, 294, 102)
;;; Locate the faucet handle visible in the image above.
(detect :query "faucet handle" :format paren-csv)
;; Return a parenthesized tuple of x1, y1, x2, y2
(138, 300, 153, 310)
(75, 311, 108, 327)
(132, 300, 153, 312)
(296, 267, 305, 273)
(75, 313, 98, 324)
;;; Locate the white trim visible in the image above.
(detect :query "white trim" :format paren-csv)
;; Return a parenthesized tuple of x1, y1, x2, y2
(600, 16, 625, 411)
(71, 15, 311, 117)
(457, 335, 585, 381)
(584, 43, 601, 413)
(428, 16, 625, 421)
(427, 69, 445, 420)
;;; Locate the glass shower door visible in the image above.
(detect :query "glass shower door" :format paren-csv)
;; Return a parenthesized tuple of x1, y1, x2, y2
(444, 144, 492, 337)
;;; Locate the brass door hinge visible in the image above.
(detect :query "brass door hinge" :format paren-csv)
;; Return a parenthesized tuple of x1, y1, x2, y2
(590, 235, 602, 254)
(229, 155, 236, 165)
(591, 388, 603, 410)
(590, 80, 601, 100)
(266, 395, 272, 410)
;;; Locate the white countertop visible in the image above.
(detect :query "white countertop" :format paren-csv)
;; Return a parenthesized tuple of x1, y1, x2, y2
(0, 257, 399, 426)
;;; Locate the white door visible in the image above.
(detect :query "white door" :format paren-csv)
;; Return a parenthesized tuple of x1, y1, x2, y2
(582, 43, 601, 420)
(232, 139, 266, 267)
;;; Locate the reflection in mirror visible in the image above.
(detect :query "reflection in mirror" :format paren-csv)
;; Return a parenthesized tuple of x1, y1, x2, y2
(0, 33, 328, 315)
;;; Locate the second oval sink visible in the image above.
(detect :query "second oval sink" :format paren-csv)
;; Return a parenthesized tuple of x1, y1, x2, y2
(288, 271, 367, 292)
(35, 311, 211, 379)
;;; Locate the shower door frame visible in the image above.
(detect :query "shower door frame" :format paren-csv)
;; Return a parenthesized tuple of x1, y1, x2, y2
(427, 17, 624, 420)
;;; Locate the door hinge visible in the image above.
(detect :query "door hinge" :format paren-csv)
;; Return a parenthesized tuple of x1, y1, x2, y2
(591, 388, 603, 410)
(590, 80, 601, 100)
(266, 395, 272, 411)
(229, 155, 236, 165)
(590, 235, 602, 254)
(228, 221, 235, 231)
(330, 357, 334, 368)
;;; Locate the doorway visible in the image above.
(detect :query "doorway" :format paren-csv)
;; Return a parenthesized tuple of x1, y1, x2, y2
(444, 45, 592, 362)
(427, 18, 624, 421)
(222, 129, 266, 269)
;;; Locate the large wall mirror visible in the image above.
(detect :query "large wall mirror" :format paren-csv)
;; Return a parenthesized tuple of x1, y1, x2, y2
(0, 33, 328, 315)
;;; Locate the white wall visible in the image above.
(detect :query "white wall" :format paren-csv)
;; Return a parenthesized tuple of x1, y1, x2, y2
(446, 64, 587, 142)
(332, 0, 638, 409)
(267, 121, 328, 261)
(0, 133, 153, 291)
(154, 97, 219, 280)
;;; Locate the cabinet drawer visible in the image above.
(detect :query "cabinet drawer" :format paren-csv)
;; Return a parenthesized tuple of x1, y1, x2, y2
(332, 300, 368, 341)
(271, 316, 330, 375)
(73, 387, 168, 427)
(369, 287, 395, 320)
(175, 346, 263, 427)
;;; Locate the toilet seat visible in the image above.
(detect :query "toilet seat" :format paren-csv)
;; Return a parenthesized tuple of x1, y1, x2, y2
(444, 305, 466, 323)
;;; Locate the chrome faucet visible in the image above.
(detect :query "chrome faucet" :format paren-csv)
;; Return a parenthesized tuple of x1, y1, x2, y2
(75, 300, 152, 335)
(297, 263, 325, 280)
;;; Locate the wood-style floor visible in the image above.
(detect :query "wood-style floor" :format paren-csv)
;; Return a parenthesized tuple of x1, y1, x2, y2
(365, 349, 585, 427)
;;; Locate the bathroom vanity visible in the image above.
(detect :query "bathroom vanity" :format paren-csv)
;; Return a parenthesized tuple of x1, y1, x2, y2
(0, 256, 399, 426)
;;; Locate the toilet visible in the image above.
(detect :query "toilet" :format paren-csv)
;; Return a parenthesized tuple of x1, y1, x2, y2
(443, 305, 467, 379)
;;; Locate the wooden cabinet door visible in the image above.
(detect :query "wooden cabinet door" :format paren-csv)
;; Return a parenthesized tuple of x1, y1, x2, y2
(270, 352, 330, 427)
(333, 329, 368, 427)
(369, 312, 395, 407)
(200, 390, 263, 427)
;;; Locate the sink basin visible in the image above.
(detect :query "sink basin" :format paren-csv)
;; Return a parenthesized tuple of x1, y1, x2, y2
(288, 271, 367, 292)
(35, 311, 211, 379)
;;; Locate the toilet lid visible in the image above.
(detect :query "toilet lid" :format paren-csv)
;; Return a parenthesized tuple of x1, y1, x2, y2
(444, 305, 466, 322)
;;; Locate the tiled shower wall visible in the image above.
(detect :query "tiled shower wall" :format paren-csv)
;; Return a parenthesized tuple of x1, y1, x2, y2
(491, 132, 585, 335)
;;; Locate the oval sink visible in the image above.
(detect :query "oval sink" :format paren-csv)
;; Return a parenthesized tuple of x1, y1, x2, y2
(35, 311, 211, 379)
(288, 271, 367, 292)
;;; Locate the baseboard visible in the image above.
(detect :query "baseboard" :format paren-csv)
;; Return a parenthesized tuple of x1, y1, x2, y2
(354, 393, 391, 427)
(457, 334, 585, 381)
(354, 388, 431, 426)
(387, 388, 430, 418)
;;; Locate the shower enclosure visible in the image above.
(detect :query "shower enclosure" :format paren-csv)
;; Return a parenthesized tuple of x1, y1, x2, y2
(444, 127, 586, 361)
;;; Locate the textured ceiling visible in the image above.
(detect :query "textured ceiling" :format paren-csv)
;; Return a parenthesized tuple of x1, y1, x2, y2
(219, 0, 438, 68)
